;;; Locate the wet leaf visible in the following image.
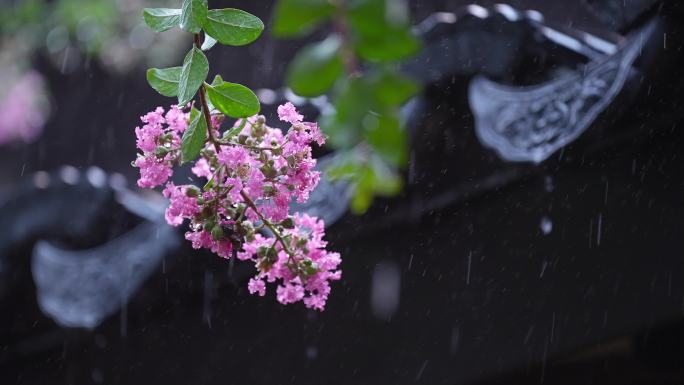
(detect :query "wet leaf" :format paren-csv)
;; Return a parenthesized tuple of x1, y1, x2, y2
(146, 66, 182, 97)
(201, 34, 218, 51)
(205, 80, 260, 118)
(182, 107, 207, 163)
(180, 0, 207, 34)
(178, 47, 209, 105)
(143, 8, 181, 32)
(202, 8, 264, 46)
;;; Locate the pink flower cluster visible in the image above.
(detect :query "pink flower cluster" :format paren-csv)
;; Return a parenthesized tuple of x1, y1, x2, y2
(133, 102, 341, 310)
(239, 213, 342, 310)
(133, 105, 188, 188)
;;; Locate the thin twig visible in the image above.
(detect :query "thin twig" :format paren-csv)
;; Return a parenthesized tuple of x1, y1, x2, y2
(194, 33, 221, 154)
(240, 191, 294, 257)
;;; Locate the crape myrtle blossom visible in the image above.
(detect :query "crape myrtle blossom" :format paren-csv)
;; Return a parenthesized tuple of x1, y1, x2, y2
(133, 103, 341, 310)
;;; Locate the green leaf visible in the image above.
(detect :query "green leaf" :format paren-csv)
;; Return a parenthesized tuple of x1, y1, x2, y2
(368, 155, 403, 196)
(272, 0, 335, 37)
(348, 0, 409, 36)
(202, 8, 264, 46)
(205, 81, 260, 118)
(180, 0, 207, 34)
(286, 36, 343, 97)
(371, 71, 420, 105)
(365, 113, 407, 166)
(178, 47, 209, 105)
(351, 158, 402, 213)
(201, 34, 218, 51)
(322, 78, 371, 148)
(355, 29, 421, 62)
(143, 8, 181, 32)
(182, 107, 208, 163)
(146, 66, 182, 97)
(348, 0, 421, 62)
(211, 74, 224, 86)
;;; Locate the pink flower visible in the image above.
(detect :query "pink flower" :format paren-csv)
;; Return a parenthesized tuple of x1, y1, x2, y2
(134, 156, 172, 188)
(225, 177, 244, 202)
(191, 158, 212, 179)
(141, 107, 166, 126)
(135, 123, 163, 153)
(305, 122, 326, 146)
(276, 283, 305, 305)
(163, 183, 199, 226)
(248, 278, 266, 296)
(165, 105, 188, 133)
(211, 239, 233, 259)
(245, 168, 265, 199)
(217, 146, 249, 170)
(277, 102, 303, 125)
(185, 230, 214, 249)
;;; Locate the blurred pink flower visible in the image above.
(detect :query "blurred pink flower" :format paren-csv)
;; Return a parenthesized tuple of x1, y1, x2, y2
(0, 71, 49, 145)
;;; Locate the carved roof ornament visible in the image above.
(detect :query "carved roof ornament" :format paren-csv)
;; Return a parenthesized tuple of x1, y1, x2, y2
(469, 18, 659, 163)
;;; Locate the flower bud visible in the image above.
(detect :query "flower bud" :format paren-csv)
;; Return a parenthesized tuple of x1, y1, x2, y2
(185, 186, 200, 197)
(211, 225, 224, 241)
(263, 185, 276, 196)
(281, 217, 295, 229)
(155, 146, 171, 157)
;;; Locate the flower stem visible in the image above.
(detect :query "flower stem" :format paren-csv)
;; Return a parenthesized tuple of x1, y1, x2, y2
(194, 33, 221, 154)
(240, 191, 294, 257)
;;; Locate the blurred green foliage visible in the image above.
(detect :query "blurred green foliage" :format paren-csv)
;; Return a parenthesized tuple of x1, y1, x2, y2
(272, 0, 422, 213)
(1, 0, 116, 53)
(0, 0, 186, 73)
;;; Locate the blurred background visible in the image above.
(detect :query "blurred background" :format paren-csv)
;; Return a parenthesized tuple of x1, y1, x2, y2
(1, 0, 684, 384)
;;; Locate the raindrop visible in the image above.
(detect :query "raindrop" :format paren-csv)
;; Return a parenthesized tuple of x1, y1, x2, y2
(415, 360, 429, 381)
(540, 216, 553, 235)
(306, 346, 318, 360)
(449, 325, 460, 354)
(203, 271, 213, 328)
(466, 252, 472, 285)
(370, 261, 401, 320)
(544, 176, 554, 192)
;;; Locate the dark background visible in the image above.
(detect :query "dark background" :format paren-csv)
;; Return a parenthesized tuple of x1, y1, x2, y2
(2, 1, 684, 384)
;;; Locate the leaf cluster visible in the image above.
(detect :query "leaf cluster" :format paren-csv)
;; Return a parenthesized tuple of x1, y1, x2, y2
(143, 0, 263, 163)
(272, 0, 422, 213)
